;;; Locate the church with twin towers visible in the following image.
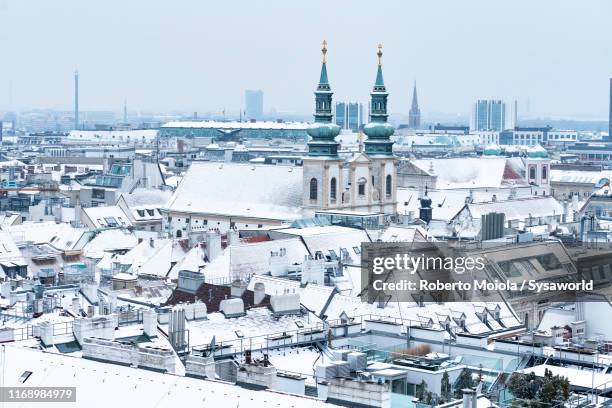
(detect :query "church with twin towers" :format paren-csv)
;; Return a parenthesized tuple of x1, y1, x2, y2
(302, 41, 397, 215)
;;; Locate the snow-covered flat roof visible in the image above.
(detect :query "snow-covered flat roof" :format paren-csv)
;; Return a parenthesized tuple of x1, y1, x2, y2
(550, 169, 610, 185)
(182, 307, 322, 349)
(162, 120, 310, 130)
(0, 346, 333, 407)
(520, 364, 612, 391)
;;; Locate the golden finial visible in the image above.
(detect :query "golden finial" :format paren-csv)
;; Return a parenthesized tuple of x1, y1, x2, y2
(377, 43, 383, 66)
(322, 40, 328, 63)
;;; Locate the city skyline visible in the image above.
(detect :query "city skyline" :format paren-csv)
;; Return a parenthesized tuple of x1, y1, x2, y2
(1, 0, 611, 120)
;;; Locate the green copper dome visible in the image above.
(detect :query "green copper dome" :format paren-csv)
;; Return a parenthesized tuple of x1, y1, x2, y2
(483, 143, 502, 156)
(527, 145, 549, 158)
(307, 122, 341, 138)
(363, 122, 394, 138)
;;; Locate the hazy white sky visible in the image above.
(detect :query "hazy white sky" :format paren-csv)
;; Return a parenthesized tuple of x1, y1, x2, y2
(1, 0, 611, 119)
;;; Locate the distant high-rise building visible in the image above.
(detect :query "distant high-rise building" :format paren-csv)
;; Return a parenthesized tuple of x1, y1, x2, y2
(509, 99, 518, 130)
(608, 78, 611, 141)
(335, 102, 347, 129)
(347, 102, 363, 131)
(472, 99, 505, 131)
(408, 81, 421, 129)
(245, 90, 264, 120)
(335, 101, 363, 131)
(74, 70, 79, 130)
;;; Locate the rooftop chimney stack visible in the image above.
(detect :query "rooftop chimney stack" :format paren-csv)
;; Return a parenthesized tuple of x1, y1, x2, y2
(462, 389, 477, 408)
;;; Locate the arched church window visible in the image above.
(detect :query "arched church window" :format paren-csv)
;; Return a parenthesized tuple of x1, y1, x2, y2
(529, 166, 536, 180)
(358, 177, 366, 196)
(309, 178, 318, 200)
(330, 177, 337, 201)
(386, 174, 392, 197)
(542, 165, 548, 180)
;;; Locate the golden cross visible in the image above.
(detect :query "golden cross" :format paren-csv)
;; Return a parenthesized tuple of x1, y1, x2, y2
(322, 40, 328, 63)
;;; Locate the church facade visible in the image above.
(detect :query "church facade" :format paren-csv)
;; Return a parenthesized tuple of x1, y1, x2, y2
(302, 42, 397, 215)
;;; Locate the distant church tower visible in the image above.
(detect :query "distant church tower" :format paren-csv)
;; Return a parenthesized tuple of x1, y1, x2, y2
(408, 81, 421, 129)
(302, 41, 343, 213)
(351, 44, 397, 214)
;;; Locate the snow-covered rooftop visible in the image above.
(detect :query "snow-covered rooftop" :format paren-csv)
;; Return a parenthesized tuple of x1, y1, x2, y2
(0, 346, 332, 408)
(182, 307, 322, 349)
(460, 196, 564, 221)
(119, 188, 172, 207)
(7, 221, 91, 251)
(550, 169, 610, 186)
(162, 120, 310, 130)
(83, 229, 139, 259)
(165, 162, 304, 221)
(396, 187, 533, 222)
(81, 205, 132, 229)
(412, 157, 527, 189)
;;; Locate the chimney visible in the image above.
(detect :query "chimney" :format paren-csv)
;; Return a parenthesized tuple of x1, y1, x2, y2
(492, 194, 497, 202)
(205, 230, 222, 261)
(418, 188, 433, 224)
(230, 279, 247, 298)
(509, 187, 517, 199)
(254, 282, 266, 304)
(462, 389, 477, 408)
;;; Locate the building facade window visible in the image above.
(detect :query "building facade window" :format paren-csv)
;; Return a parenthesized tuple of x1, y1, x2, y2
(529, 166, 536, 180)
(330, 177, 337, 201)
(309, 178, 318, 200)
(358, 178, 366, 196)
(385, 174, 392, 197)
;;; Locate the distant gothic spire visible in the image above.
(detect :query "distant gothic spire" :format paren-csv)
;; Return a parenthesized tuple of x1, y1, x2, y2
(409, 80, 421, 129)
